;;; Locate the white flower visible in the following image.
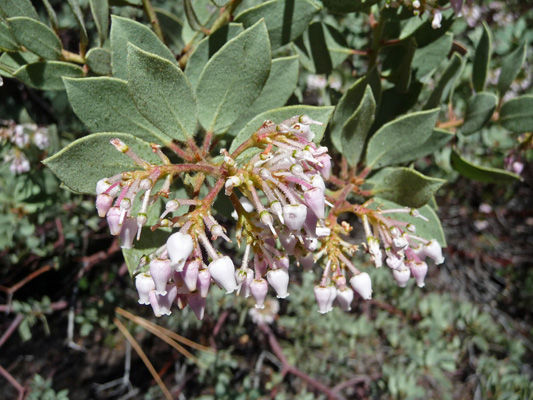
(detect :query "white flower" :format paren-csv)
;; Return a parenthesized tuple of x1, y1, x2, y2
(135, 273, 155, 305)
(208, 256, 237, 293)
(350, 272, 372, 300)
(166, 232, 194, 271)
(267, 268, 290, 299)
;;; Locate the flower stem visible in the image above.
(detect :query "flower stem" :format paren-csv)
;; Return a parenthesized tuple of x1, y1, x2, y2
(141, 0, 165, 43)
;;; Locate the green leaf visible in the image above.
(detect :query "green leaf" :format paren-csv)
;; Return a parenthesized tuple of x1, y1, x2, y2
(341, 86, 376, 166)
(383, 38, 416, 93)
(67, 0, 88, 46)
(14, 62, 83, 90)
(127, 44, 197, 142)
(0, 0, 38, 19)
(461, 92, 497, 135)
(184, 0, 205, 32)
(185, 23, 244, 90)
(497, 41, 526, 97)
(42, 0, 59, 31)
(110, 15, 177, 79)
(366, 167, 445, 208)
(64, 77, 172, 144)
(412, 33, 453, 81)
(89, 0, 109, 46)
(472, 22, 491, 92)
(365, 108, 439, 169)
(0, 51, 39, 77)
(123, 229, 170, 275)
(0, 22, 20, 51)
(424, 53, 463, 109)
(400, 128, 453, 163)
(154, 8, 185, 53)
(319, 0, 379, 13)
(227, 56, 299, 137)
(235, 0, 320, 50)
(499, 95, 533, 133)
(306, 21, 352, 75)
(196, 20, 271, 134)
(7, 17, 62, 60)
(86, 47, 112, 75)
(43, 132, 162, 194)
(229, 105, 334, 153)
(450, 149, 520, 184)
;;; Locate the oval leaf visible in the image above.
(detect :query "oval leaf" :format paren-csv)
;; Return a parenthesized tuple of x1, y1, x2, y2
(43, 132, 162, 194)
(127, 44, 197, 142)
(0, 22, 20, 51)
(497, 40, 526, 97)
(89, 0, 109, 46)
(424, 52, 463, 109)
(196, 19, 271, 134)
(461, 92, 497, 135)
(7, 17, 62, 60)
(365, 108, 439, 169)
(366, 167, 445, 208)
(472, 22, 491, 92)
(499, 95, 533, 134)
(235, 0, 320, 50)
(86, 47, 112, 75)
(0, 0, 38, 19)
(14, 61, 83, 90)
(450, 149, 520, 184)
(399, 128, 453, 164)
(64, 77, 172, 144)
(229, 105, 334, 154)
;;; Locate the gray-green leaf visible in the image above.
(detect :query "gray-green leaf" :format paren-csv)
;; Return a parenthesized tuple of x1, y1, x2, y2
(235, 0, 320, 50)
(67, 0, 88, 46)
(366, 167, 445, 208)
(497, 41, 526, 97)
(7, 17, 62, 60)
(365, 108, 439, 169)
(64, 77, 172, 144)
(86, 47, 112, 75)
(110, 15, 177, 79)
(14, 62, 83, 90)
(472, 22, 491, 92)
(0, 0, 38, 19)
(43, 132, 162, 194)
(412, 33, 453, 81)
(499, 95, 533, 133)
(196, 20, 271, 134)
(424, 53, 463, 109)
(89, 0, 109, 46)
(461, 92, 497, 135)
(401, 128, 453, 163)
(450, 149, 520, 184)
(127, 44, 197, 142)
(0, 22, 20, 51)
(341, 86, 376, 166)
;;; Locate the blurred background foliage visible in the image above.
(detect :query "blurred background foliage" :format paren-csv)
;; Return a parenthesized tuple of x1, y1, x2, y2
(0, 0, 532, 399)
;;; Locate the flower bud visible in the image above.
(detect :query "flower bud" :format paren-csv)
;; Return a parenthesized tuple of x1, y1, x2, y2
(336, 288, 354, 312)
(96, 193, 114, 218)
(250, 279, 268, 309)
(188, 292, 206, 321)
(96, 178, 111, 195)
(326, 285, 337, 312)
(275, 256, 289, 270)
(423, 240, 444, 265)
(310, 174, 325, 193)
(314, 285, 330, 314)
(119, 217, 138, 249)
(106, 206, 122, 235)
(149, 283, 177, 317)
(150, 258, 172, 295)
(350, 272, 372, 300)
(393, 266, 411, 288)
(176, 293, 188, 309)
(208, 256, 237, 294)
(166, 232, 194, 272)
(315, 154, 331, 179)
(283, 204, 307, 231)
(304, 187, 325, 219)
(410, 261, 428, 288)
(386, 252, 404, 270)
(266, 269, 289, 299)
(135, 273, 155, 305)
(181, 259, 200, 292)
(196, 268, 211, 298)
(291, 123, 314, 141)
(236, 267, 254, 297)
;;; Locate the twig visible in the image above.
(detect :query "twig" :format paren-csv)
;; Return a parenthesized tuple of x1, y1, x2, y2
(0, 265, 52, 294)
(141, 0, 165, 43)
(0, 314, 24, 348)
(114, 317, 173, 400)
(0, 364, 25, 400)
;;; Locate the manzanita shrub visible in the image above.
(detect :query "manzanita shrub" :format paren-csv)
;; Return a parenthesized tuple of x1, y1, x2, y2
(0, 0, 529, 323)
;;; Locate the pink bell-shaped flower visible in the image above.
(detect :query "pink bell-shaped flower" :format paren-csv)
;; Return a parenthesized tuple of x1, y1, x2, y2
(350, 272, 372, 300)
(266, 268, 289, 299)
(304, 187, 325, 219)
(188, 292, 206, 320)
(149, 283, 177, 317)
(314, 285, 330, 314)
(173, 270, 190, 294)
(208, 256, 237, 294)
(96, 193, 114, 218)
(119, 217, 138, 249)
(196, 268, 211, 298)
(283, 204, 307, 231)
(106, 206, 122, 235)
(236, 268, 254, 297)
(275, 256, 289, 270)
(336, 288, 354, 312)
(410, 261, 428, 288)
(393, 266, 411, 288)
(310, 174, 325, 193)
(386, 252, 405, 270)
(135, 273, 155, 305)
(298, 253, 314, 272)
(176, 293, 188, 309)
(150, 258, 172, 295)
(316, 153, 331, 179)
(424, 240, 445, 265)
(326, 285, 337, 312)
(250, 278, 268, 309)
(180, 259, 200, 292)
(166, 232, 194, 271)
(279, 229, 297, 254)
